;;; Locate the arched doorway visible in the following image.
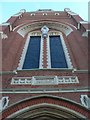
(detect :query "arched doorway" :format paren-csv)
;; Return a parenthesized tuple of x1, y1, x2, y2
(2, 95, 88, 119)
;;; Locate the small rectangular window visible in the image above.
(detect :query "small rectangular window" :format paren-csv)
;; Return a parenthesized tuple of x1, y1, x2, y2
(43, 13, 47, 16)
(55, 13, 59, 15)
(31, 13, 35, 16)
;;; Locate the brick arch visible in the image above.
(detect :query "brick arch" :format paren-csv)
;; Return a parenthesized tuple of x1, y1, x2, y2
(13, 20, 74, 37)
(2, 95, 89, 119)
(13, 19, 77, 32)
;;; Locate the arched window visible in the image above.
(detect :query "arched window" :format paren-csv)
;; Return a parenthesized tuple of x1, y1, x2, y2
(49, 35, 68, 68)
(80, 95, 90, 109)
(22, 36, 41, 69)
(0, 97, 9, 111)
(17, 31, 72, 70)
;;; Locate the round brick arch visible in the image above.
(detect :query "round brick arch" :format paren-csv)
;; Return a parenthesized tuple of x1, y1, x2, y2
(14, 20, 74, 38)
(2, 95, 89, 119)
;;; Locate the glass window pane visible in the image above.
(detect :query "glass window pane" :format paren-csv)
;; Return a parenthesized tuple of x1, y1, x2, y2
(50, 35, 67, 68)
(23, 36, 41, 69)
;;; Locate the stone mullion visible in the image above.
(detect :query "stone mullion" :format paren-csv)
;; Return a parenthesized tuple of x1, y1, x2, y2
(43, 38, 48, 68)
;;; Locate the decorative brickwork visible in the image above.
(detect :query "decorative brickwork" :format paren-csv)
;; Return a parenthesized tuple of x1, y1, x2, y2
(2, 95, 90, 119)
(1, 8, 89, 119)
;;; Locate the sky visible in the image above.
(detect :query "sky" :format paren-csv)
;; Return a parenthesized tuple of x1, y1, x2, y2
(0, 1, 89, 24)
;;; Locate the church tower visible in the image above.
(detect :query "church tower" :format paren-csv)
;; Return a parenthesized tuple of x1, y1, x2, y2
(0, 8, 90, 119)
